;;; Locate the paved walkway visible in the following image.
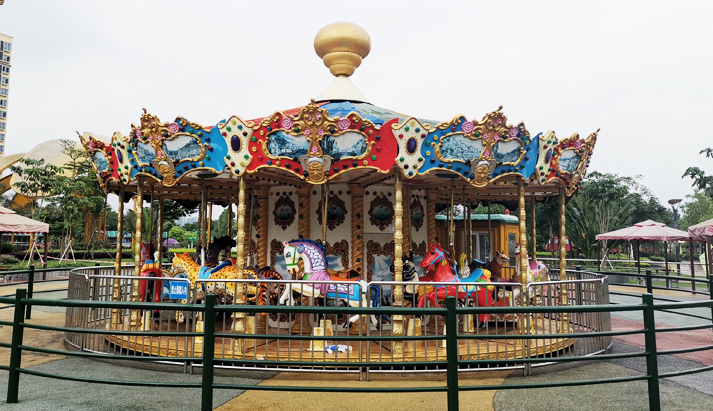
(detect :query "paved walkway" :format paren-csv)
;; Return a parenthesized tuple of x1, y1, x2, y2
(0, 284, 711, 410)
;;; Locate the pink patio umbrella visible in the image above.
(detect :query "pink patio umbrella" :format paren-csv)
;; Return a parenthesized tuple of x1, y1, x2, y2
(688, 218, 713, 279)
(0, 206, 50, 267)
(596, 220, 689, 277)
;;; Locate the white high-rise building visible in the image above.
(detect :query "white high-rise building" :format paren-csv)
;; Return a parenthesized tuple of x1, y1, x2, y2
(0, 33, 11, 157)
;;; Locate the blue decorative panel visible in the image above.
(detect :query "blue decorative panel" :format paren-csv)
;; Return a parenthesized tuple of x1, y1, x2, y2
(161, 135, 202, 162)
(493, 140, 522, 164)
(136, 142, 155, 164)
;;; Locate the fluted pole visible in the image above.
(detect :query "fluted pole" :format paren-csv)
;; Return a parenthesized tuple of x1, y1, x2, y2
(518, 178, 528, 286)
(321, 182, 329, 244)
(403, 184, 411, 256)
(130, 179, 143, 328)
(392, 171, 405, 356)
(559, 186, 569, 329)
(427, 191, 437, 246)
(530, 195, 537, 271)
(156, 196, 164, 262)
(256, 186, 270, 268)
(234, 175, 247, 353)
(349, 184, 364, 274)
(297, 186, 311, 240)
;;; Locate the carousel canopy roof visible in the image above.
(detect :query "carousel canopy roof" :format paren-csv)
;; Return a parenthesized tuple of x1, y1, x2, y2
(80, 22, 598, 205)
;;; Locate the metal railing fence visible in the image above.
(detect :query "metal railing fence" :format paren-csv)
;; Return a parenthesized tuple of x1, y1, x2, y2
(2, 289, 712, 410)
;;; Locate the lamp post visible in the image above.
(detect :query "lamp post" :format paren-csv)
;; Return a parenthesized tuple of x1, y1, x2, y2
(669, 199, 682, 279)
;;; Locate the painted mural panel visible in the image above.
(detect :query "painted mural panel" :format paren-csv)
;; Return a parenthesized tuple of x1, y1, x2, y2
(161, 135, 202, 162)
(266, 131, 310, 158)
(559, 149, 582, 173)
(320, 132, 367, 158)
(493, 140, 522, 164)
(440, 135, 484, 161)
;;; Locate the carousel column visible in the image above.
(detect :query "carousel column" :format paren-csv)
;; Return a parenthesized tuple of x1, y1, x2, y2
(244, 187, 253, 264)
(531, 196, 537, 270)
(156, 196, 164, 262)
(233, 175, 252, 354)
(256, 186, 270, 268)
(131, 180, 144, 329)
(291, 185, 313, 335)
(518, 178, 530, 335)
(558, 186, 569, 331)
(392, 172, 405, 356)
(403, 185, 411, 256)
(112, 186, 125, 325)
(427, 190, 438, 246)
(207, 202, 213, 245)
(226, 201, 233, 260)
(349, 185, 364, 274)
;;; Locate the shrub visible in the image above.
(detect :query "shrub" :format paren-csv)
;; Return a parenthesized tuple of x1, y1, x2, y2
(650, 256, 664, 262)
(0, 242, 13, 254)
(0, 254, 19, 264)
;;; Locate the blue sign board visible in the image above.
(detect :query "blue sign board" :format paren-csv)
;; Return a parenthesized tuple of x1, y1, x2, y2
(169, 282, 188, 300)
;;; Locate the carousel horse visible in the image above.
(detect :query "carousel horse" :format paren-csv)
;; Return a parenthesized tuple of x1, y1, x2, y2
(168, 253, 281, 323)
(206, 235, 237, 266)
(368, 255, 421, 329)
(278, 239, 370, 329)
(139, 258, 165, 318)
(416, 243, 494, 324)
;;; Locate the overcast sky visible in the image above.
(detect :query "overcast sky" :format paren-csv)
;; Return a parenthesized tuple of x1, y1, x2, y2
(1, 0, 712, 215)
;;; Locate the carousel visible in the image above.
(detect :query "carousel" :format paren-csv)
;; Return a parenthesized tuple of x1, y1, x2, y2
(72, 22, 608, 370)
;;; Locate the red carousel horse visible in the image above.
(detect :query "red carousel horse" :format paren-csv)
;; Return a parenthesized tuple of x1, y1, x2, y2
(416, 243, 492, 323)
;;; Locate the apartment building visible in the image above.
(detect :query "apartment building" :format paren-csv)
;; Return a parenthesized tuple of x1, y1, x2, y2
(0, 33, 11, 156)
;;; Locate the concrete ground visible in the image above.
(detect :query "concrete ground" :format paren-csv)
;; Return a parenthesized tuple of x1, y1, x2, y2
(0, 284, 711, 410)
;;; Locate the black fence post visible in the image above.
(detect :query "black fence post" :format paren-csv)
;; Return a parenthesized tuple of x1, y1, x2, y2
(7, 288, 27, 403)
(646, 269, 653, 294)
(709, 276, 713, 331)
(642, 293, 661, 411)
(201, 294, 216, 411)
(26, 265, 34, 320)
(445, 296, 459, 410)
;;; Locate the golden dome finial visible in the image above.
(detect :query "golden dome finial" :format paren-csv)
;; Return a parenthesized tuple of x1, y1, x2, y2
(314, 22, 371, 77)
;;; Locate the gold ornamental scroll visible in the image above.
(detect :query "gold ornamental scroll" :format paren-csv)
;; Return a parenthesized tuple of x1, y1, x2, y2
(392, 172, 405, 357)
(256, 186, 270, 268)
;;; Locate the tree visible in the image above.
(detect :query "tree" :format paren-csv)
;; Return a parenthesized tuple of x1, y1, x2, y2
(684, 148, 713, 198)
(9, 158, 62, 219)
(168, 225, 189, 247)
(680, 191, 713, 230)
(212, 208, 236, 238)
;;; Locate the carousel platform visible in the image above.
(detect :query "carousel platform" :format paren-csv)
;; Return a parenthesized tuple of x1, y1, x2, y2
(104, 314, 574, 365)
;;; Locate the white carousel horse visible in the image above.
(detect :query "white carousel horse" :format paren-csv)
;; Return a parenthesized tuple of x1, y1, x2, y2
(278, 239, 371, 329)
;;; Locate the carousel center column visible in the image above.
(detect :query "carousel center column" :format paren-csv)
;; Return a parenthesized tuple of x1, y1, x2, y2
(392, 172, 405, 356)
(349, 184, 364, 275)
(256, 186, 270, 268)
(518, 177, 529, 334)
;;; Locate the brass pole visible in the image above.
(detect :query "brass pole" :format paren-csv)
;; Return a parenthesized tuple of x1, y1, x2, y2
(112, 186, 125, 324)
(488, 202, 492, 258)
(227, 200, 234, 260)
(156, 196, 164, 262)
(426, 191, 437, 246)
(245, 183, 255, 264)
(392, 171, 405, 356)
(403, 184, 411, 257)
(463, 185, 469, 261)
(148, 188, 155, 247)
(234, 175, 247, 353)
(103, 195, 108, 244)
(200, 180, 207, 265)
(558, 186, 569, 329)
(518, 178, 528, 286)
(131, 179, 144, 328)
(207, 202, 213, 244)
(349, 184, 364, 274)
(531, 195, 537, 270)
(256, 187, 270, 267)
(449, 179, 455, 253)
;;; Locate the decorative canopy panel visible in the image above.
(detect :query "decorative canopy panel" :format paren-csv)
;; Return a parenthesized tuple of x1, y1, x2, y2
(80, 22, 598, 203)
